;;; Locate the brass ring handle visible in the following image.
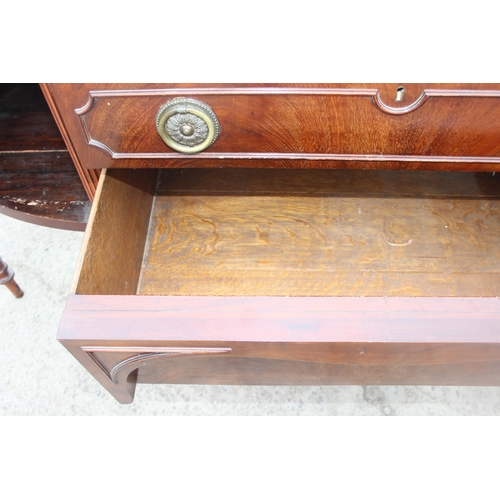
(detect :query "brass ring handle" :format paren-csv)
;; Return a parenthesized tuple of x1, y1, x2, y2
(156, 98, 220, 154)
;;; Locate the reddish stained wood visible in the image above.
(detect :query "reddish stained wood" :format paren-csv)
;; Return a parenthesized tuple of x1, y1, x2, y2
(135, 356, 500, 387)
(81, 94, 500, 157)
(40, 84, 99, 201)
(44, 84, 500, 175)
(87, 158, 500, 172)
(59, 294, 500, 343)
(58, 294, 500, 402)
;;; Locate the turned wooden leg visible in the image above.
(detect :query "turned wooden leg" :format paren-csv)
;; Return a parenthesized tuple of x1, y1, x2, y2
(0, 256, 24, 298)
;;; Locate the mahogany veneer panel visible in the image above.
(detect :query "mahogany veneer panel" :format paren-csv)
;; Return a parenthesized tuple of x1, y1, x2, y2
(82, 93, 500, 156)
(44, 84, 500, 172)
(58, 295, 500, 403)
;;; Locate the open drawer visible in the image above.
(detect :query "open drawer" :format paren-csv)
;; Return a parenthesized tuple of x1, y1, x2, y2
(57, 167, 500, 403)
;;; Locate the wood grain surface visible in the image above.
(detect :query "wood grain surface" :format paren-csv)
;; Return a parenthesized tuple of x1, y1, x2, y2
(58, 294, 500, 402)
(82, 93, 500, 156)
(44, 83, 500, 173)
(135, 355, 500, 387)
(75, 169, 158, 295)
(40, 84, 101, 201)
(137, 168, 500, 297)
(0, 84, 90, 229)
(49, 83, 500, 403)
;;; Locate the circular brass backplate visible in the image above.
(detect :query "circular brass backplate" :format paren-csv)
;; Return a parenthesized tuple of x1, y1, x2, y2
(156, 98, 220, 154)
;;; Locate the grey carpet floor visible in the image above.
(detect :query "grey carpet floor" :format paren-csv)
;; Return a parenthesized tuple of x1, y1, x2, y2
(2, 212, 500, 415)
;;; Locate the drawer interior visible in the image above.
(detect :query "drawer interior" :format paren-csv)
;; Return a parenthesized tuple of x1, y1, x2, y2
(74, 167, 500, 298)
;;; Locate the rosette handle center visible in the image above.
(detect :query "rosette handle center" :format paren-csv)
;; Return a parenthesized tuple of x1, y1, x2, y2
(156, 98, 220, 154)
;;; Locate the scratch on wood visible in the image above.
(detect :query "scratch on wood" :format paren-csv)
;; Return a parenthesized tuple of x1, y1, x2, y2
(386, 238, 413, 247)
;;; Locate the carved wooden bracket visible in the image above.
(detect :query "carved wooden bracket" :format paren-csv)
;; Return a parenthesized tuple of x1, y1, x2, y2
(81, 346, 232, 403)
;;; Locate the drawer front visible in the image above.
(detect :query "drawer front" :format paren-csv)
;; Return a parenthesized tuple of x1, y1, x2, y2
(59, 294, 500, 404)
(46, 84, 500, 175)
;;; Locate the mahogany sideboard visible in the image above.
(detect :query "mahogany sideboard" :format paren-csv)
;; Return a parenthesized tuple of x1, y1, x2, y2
(33, 84, 500, 403)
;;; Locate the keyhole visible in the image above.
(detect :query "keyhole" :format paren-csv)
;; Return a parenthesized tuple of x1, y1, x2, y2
(395, 86, 406, 102)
